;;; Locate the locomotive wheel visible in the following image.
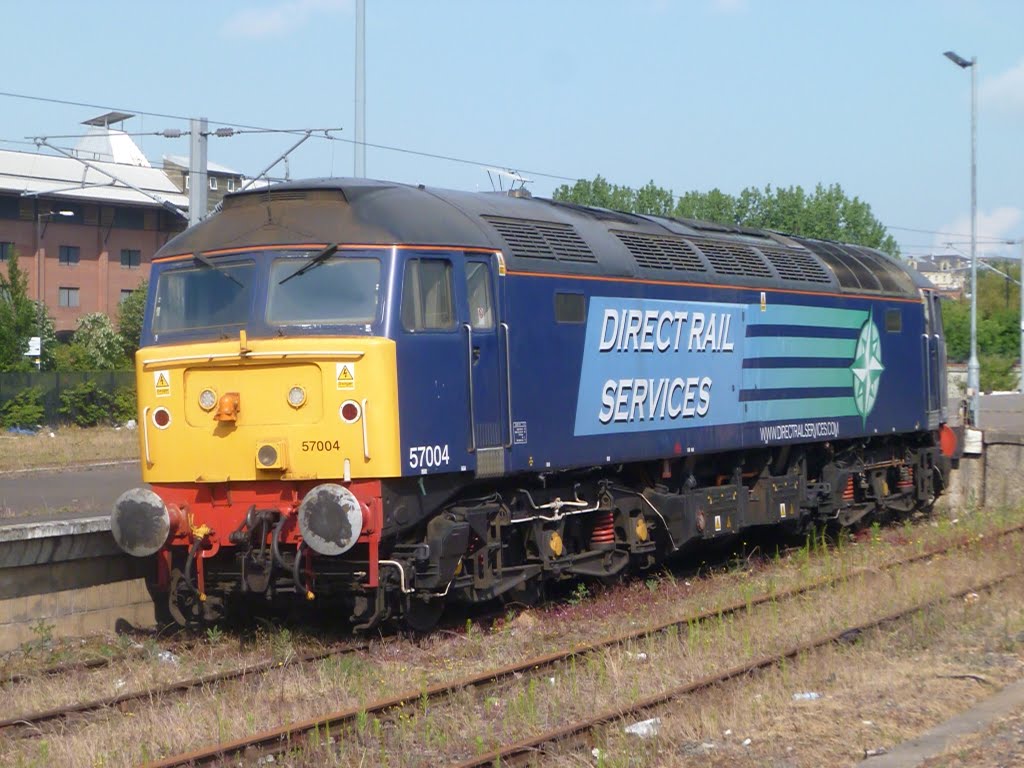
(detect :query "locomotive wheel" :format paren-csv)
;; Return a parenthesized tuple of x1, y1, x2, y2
(503, 578, 546, 608)
(168, 568, 205, 629)
(404, 595, 445, 633)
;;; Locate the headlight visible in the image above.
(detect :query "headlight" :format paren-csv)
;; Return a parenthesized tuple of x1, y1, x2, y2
(199, 388, 217, 411)
(257, 444, 279, 467)
(287, 386, 306, 408)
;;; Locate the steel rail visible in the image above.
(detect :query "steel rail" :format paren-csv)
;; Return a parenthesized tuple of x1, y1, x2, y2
(1, 637, 199, 687)
(0, 640, 370, 734)
(141, 523, 1024, 768)
(454, 568, 1023, 767)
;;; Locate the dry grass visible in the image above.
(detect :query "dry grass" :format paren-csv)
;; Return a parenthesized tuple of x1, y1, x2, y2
(0, 423, 137, 473)
(0, 425, 138, 473)
(2, 508, 1022, 767)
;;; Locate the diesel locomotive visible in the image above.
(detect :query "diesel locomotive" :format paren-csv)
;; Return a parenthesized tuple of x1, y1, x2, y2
(110, 178, 956, 629)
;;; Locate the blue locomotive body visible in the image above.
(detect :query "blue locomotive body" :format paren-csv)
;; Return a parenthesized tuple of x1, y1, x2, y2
(133, 177, 952, 629)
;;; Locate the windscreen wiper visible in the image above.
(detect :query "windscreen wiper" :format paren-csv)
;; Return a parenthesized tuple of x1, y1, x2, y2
(278, 243, 339, 286)
(193, 251, 244, 288)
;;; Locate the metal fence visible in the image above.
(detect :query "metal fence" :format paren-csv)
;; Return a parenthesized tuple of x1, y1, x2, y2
(0, 371, 136, 424)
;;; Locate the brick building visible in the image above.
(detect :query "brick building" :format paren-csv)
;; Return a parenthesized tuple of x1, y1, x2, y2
(0, 114, 188, 335)
(162, 155, 245, 213)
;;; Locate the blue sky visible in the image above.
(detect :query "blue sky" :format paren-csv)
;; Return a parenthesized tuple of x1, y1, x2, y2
(2, 0, 1022, 260)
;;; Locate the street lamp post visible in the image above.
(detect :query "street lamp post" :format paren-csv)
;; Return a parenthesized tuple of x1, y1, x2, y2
(34, 208, 74, 368)
(944, 50, 979, 423)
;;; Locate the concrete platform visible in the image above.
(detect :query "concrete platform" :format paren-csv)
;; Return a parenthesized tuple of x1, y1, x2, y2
(0, 510, 154, 653)
(860, 678, 1024, 767)
(0, 461, 141, 522)
(0, 515, 117, 574)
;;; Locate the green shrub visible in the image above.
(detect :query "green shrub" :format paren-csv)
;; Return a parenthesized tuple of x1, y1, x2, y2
(59, 380, 115, 427)
(981, 355, 1018, 393)
(113, 385, 138, 423)
(0, 387, 45, 429)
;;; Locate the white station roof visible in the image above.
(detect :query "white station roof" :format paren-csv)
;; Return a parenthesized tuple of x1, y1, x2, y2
(0, 148, 189, 210)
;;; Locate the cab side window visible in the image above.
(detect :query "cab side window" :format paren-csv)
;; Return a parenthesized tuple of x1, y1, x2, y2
(401, 259, 455, 331)
(465, 261, 494, 330)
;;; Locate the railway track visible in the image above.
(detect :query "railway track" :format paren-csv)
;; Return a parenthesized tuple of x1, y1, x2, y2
(0, 639, 370, 735)
(1, 635, 199, 687)
(454, 569, 1022, 767)
(139, 524, 1023, 768)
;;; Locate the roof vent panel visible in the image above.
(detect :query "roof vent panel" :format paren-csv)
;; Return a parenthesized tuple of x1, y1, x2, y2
(688, 237, 773, 279)
(757, 245, 833, 284)
(484, 216, 595, 263)
(612, 230, 708, 272)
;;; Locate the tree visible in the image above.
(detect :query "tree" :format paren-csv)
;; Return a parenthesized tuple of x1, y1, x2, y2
(0, 252, 39, 371)
(33, 301, 58, 371)
(70, 312, 129, 370)
(117, 280, 148, 361)
(551, 177, 900, 256)
(942, 263, 1021, 365)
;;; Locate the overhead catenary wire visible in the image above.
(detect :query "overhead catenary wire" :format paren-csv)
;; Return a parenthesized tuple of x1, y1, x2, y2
(0, 88, 1018, 245)
(0, 88, 580, 184)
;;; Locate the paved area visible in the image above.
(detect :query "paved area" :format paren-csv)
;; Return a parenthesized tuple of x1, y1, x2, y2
(0, 463, 141, 522)
(978, 393, 1024, 431)
(860, 678, 1024, 767)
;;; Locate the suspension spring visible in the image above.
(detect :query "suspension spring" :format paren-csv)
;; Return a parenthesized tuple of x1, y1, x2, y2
(897, 465, 914, 492)
(841, 476, 856, 502)
(591, 510, 615, 547)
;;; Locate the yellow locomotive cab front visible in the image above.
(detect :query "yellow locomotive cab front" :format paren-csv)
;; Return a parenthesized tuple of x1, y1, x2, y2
(134, 334, 402, 483)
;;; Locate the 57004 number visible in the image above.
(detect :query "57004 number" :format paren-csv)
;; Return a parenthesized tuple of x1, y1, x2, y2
(408, 444, 450, 469)
(302, 440, 340, 452)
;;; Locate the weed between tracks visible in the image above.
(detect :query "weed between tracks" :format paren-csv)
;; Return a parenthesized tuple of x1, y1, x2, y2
(0, 506, 1022, 767)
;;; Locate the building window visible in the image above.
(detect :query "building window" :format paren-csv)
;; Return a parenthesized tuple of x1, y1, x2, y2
(209, 177, 218, 191)
(59, 245, 80, 265)
(0, 242, 13, 262)
(113, 207, 145, 230)
(120, 249, 141, 268)
(59, 287, 80, 308)
(120, 289, 134, 303)
(227, 179, 235, 192)
(0, 196, 18, 220)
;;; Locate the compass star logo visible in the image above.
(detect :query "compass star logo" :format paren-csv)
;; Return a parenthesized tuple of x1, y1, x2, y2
(850, 314, 884, 423)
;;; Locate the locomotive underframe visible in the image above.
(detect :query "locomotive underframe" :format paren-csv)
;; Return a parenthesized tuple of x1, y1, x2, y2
(153, 431, 945, 630)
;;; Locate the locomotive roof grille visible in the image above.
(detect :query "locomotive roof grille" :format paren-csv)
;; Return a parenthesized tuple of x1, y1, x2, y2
(483, 216, 597, 263)
(689, 237, 775, 279)
(757, 245, 833, 284)
(801, 240, 886, 292)
(168, 179, 923, 298)
(612, 230, 709, 273)
(848, 245, 916, 294)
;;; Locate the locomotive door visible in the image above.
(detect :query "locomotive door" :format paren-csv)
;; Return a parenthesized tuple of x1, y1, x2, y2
(462, 254, 507, 477)
(928, 292, 948, 422)
(922, 290, 944, 428)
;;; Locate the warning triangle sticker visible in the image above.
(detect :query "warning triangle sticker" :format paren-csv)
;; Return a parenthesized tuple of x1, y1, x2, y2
(154, 369, 171, 396)
(336, 363, 355, 390)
